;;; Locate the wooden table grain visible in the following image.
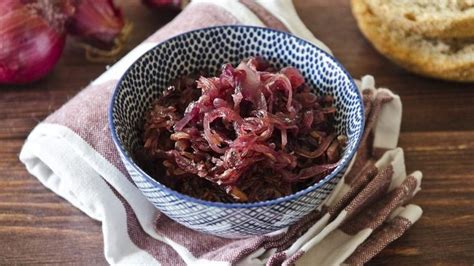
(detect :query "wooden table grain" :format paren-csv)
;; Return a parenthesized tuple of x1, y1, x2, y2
(1, 0, 473, 264)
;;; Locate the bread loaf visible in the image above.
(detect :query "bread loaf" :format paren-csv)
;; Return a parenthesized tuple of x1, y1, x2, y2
(352, 0, 474, 82)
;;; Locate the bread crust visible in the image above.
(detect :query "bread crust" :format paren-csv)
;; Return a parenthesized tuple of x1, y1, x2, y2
(365, 0, 474, 38)
(351, 0, 474, 82)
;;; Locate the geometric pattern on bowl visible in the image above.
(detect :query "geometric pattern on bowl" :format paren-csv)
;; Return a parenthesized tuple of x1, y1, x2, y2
(109, 25, 364, 238)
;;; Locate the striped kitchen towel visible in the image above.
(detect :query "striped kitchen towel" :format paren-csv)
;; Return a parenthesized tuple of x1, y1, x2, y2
(20, 0, 422, 265)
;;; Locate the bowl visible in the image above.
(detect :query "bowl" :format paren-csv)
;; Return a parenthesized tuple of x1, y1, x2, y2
(109, 25, 364, 238)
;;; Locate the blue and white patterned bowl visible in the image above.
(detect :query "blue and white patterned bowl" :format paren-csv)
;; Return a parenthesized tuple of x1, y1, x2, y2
(109, 25, 364, 238)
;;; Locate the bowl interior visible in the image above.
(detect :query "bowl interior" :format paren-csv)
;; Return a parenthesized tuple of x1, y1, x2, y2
(111, 26, 363, 206)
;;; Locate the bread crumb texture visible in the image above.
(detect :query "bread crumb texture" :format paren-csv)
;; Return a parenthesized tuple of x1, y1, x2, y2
(365, 0, 474, 38)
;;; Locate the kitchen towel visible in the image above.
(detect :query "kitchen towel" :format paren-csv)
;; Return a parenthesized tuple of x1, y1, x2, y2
(20, 0, 422, 265)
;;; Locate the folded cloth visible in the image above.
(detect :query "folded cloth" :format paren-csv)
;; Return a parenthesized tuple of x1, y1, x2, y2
(19, 0, 423, 265)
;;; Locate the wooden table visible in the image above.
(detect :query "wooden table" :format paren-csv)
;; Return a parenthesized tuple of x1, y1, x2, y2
(1, 0, 473, 264)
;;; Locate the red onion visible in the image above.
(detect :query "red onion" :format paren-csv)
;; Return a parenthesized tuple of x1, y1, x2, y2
(67, 0, 130, 62)
(68, 0, 123, 49)
(294, 133, 337, 158)
(297, 162, 339, 180)
(0, 0, 73, 84)
(203, 107, 243, 154)
(281, 66, 305, 88)
(142, 0, 189, 10)
(264, 73, 294, 112)
(142, 57, 346, 203)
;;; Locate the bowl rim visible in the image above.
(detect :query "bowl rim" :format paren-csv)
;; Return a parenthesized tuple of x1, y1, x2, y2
(108, 25, 364, 209)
